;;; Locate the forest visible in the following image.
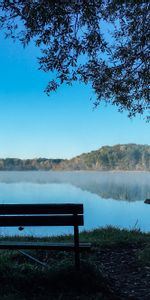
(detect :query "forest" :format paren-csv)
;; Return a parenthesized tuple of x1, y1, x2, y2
(0, 144, 149, 171)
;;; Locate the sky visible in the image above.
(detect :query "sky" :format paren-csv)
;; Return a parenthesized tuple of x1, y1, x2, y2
(0, 33, 149, 159)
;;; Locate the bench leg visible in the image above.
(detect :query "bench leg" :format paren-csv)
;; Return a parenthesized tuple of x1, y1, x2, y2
(74, 225, 80, 270)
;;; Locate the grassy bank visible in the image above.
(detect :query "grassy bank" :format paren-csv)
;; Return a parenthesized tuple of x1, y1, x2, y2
(0, 227, 150, 300)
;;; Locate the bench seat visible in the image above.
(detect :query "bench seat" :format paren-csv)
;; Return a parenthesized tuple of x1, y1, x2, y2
(0, 241, 91, 250)
(0, 203, 90, 269)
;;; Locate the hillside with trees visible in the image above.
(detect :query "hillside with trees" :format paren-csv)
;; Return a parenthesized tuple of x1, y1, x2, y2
(65, 144, 150, 171)
(0, 144, 149, 171)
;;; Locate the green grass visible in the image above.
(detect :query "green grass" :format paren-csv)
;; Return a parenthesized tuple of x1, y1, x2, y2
(0, 227, 149, 300)
(80, 226, 150, 246)
(2, 225, 148, 244)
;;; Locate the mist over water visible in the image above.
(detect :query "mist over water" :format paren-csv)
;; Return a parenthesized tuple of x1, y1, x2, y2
(0, 171, 149, 236)
(0, 170, 149, 201)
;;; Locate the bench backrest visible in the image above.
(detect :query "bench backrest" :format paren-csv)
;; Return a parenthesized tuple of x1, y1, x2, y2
(0, 204, 84, 227)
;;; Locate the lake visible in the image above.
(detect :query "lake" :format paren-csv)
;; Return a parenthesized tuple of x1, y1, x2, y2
(0, 171, 149, 236)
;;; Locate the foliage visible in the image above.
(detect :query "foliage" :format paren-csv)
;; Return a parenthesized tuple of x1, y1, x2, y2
(0, 1, 149, 119)
(74, 143, 150, 170)
(59, 143, 150, 170)
(0, 143, 149, 170)
(0, 157, 64, 170)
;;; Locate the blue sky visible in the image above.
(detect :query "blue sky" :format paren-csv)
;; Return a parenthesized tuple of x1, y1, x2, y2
(0, 34, 149, 159)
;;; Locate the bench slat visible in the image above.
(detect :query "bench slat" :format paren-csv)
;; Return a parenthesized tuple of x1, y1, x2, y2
(0, 215, 83, 226)
(0, 241, 91, 250)
(0, 204, 83, 215)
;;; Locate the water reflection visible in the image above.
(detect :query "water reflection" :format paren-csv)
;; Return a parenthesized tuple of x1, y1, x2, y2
(0, 171, 149, 201)
(0, 171, 149, 234)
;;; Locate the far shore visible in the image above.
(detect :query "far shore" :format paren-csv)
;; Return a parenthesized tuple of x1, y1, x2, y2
(0, 169, 149, 172)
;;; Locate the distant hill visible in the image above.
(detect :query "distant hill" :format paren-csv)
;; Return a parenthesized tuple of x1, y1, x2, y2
(61, 144, 150, 171)
(0, 144, 150, 171)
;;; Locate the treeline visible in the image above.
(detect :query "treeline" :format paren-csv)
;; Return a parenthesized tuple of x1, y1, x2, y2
(0, 158, 63, 171)
(0, 144, 149, 171)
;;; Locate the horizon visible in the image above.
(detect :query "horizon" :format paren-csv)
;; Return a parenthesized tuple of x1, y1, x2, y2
(0, 30, 149, 159)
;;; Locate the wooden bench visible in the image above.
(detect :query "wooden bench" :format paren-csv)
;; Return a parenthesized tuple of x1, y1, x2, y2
(0, 203, 90, 269)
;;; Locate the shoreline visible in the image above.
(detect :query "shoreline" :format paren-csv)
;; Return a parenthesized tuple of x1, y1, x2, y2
(0, 169, 149, 172)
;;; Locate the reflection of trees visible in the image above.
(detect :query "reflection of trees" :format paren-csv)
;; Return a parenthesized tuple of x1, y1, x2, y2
(0, 171, 149, 202)
(72, 181, 150, 202)
(61, 172, 150, 201)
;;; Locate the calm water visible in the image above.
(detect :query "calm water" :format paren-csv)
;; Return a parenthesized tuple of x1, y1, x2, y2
(0, 171, 149, 236)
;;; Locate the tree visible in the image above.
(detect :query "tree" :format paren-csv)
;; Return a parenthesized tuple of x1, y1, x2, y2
(0, 0, 149, 119)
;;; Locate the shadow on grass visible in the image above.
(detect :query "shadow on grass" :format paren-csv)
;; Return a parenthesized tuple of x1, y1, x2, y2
(1, 227, 148, 300)
(0, 254, 117, 300)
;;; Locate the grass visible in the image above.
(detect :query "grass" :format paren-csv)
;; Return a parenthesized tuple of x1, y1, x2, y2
(0, 226, 149, 300)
